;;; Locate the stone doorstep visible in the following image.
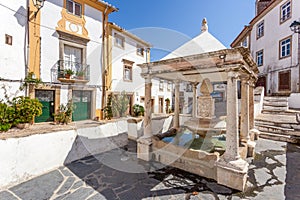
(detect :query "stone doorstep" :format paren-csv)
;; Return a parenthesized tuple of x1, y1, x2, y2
(263, 106, 288, 111)
(259, 131, 300, 144)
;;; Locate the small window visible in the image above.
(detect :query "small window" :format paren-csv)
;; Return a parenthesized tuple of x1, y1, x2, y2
(256, 50, 264, 66)
(66, 0, 82, 17)
(115, 33, 125, 48)
(186, 83, 192, 92)
(137, 45, 144, 56)
(122, 59, 134, 81)
(167, 82, 172, 91)
(280, 1, 291, 23)
(242, 37, 248, 48)
(5, 34, 12, 45)
(256, 21, 264, 39)
(278, 70, 291, 91)
(279, 37, 291, 59)
(159, 80, 164, 91)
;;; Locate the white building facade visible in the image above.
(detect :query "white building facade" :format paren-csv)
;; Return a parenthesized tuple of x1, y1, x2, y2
(232, 0, 300, 96)
(0, 0, 27, 99)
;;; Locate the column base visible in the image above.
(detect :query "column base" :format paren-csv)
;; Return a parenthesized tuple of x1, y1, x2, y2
(216, 158, 249, 192)
(249, 129, 260, 141)
(137, 136, 152, 161)
(247, 140, 256, 157)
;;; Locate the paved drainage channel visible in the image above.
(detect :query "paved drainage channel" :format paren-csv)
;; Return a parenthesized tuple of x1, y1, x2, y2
(1, 139, 300, 200)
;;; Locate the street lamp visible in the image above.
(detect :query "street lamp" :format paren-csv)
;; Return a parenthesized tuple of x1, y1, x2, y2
(32, 0, 45, 16)
(290, 20, 300, 92)
(290, 20, 300, 33)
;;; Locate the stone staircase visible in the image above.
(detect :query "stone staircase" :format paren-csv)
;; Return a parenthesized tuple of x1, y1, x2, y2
(255, 96, 300, 144)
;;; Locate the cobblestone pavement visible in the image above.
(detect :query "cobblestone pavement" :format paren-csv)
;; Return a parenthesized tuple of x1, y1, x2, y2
(1, 139, 300, 200)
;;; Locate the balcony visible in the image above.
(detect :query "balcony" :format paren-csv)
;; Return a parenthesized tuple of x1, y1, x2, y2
(57, 60, 90, 83)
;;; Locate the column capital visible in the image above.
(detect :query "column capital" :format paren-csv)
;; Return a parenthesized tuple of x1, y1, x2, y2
(227, 70, 240, 79)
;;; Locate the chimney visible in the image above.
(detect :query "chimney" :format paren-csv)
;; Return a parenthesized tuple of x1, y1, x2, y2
(256, 0, 272, 15)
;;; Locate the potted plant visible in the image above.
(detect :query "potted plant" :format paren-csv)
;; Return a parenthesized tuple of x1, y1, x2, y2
(64, 69, 74, 79)
(76, 70, 85, 80)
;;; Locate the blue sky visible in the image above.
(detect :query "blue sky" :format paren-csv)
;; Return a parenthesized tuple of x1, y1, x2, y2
(109, 0, 256, 61)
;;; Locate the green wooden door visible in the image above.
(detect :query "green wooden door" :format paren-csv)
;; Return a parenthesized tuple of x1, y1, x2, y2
(35, 90, 55, 123)
(72, 90, 91, 121)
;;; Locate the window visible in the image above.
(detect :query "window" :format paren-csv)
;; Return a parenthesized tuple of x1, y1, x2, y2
(137, 45, 144, 56)
(256, 50, 264, 66)
(242, 37, 248, 48)
(122, 59, 134, 81)
(280, 1, 291, 23)
(159, 80, 164, 91)
(5, 34, 12, 45)
(186, 83, 192, 92)
(167, 82, 172, 91)
(279, 37, 291, 58)
(115, 33, 125, 48)
(256, 21, 264, 39)
(278, 70, 291, 91)
(66, 0, 82, 17)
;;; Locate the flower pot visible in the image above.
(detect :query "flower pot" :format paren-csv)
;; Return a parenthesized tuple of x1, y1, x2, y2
(65, 74, 71, 79)
(16, 123, 30, 129)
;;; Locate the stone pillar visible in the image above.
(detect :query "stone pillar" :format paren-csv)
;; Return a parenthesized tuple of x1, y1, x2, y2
(192, 83, 198, 118)
(216, 70, 249, 192)
(240, 77, 250, 143)
(249, 79, 260, 141)
(249, 79, 255, 130)
(137, 74, 153, 161)
(224, 71, 240, 161)
(174, 81, 180, 129)
(144, 75, 153, 137)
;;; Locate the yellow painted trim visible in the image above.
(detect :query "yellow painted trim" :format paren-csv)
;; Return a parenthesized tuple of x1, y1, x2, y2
(57, 8, 89, 40)
(28, 1, 41, 79)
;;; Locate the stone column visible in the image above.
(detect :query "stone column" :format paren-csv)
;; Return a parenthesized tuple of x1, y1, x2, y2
(224, 71, 240, 161)
(192, 83, 198, 118)
(174, 81, 180, 129)
(249, 78, 260, 141)
(137, 74, 153, 161)
(216, 70, 249, 192)
(144, 74, 153, 137)
(249, 79, 255, 130)
(240, 77, 250, 143)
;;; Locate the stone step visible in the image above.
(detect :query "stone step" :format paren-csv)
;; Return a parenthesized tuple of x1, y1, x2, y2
(259, 131, 300, 144)
(261, 110, 298, 115)
(263, 101, 288, 107)
(263, 106, 288, 111)
(264, 96, 288, 102)
(255, 121, 295, 129)
(255, 125, 300, 137)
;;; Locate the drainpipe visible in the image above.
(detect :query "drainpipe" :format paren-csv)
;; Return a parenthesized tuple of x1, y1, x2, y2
(25, 0, 30, 97)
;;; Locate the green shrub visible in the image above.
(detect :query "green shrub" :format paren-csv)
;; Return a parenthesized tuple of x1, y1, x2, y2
(103, 95, 113, 120)
(54, 101, 74, 124)
(132, 104, 144, 117)
(12, 96, 42, 124)
(111, 91, 129, 117)
(0, 102, 14, 131)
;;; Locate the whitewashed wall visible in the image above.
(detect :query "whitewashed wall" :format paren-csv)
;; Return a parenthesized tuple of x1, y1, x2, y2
(0, 0, 27, 100)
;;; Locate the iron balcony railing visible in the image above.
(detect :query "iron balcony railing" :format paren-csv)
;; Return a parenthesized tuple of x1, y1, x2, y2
(57, 60, 90, 82)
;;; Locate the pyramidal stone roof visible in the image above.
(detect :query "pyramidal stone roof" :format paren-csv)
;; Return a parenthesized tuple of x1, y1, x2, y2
(162, 18, 226, 60)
